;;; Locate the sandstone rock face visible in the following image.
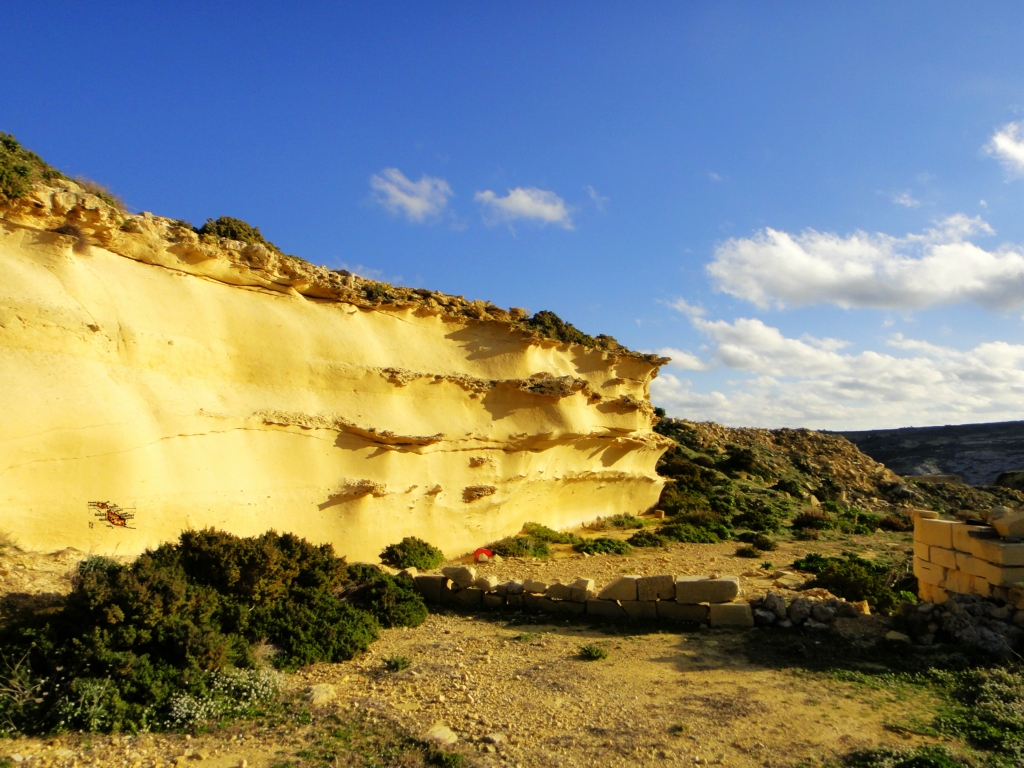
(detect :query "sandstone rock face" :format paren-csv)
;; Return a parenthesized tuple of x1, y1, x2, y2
(0, 183, 671, 559)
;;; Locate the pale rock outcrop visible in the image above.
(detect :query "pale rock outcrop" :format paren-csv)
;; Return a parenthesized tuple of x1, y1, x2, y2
(0, 181, 671, 559)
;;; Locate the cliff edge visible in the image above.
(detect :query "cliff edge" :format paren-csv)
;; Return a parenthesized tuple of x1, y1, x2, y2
(0, 153, 671, 560)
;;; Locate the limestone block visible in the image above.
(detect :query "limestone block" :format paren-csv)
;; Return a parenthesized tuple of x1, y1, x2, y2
(931, 586, 949, 604)
(573, 577, 596, 592)
(538, 597, 561, 614)
(440, 580, 456, 604)
(414, 575, 448, 603)
(656, 601, 709, 623)
(399, 567, 418, 580)
(972, 537, 1024, 567)
(454, 587, 484, 607)
(558, 600, 586, 615)
(993, 513, 1024, 538)
(943, 570, 973, 594)
(956, 553, 990, 579)
(912, 509, 940, 520)
(586, 598, 627, 619)
(973, 577, 991, 597)
(620, 600, 658, 620)
(475, 575, 499, 592)
(569, 586, 592, 603)
(505, 581, 525, 596)
(915, 518, 957, 549)
(523, 579, 548, 594)
(709, 602, 754, 627)
(674, 576, 740, 604)
(545, 583, 574, 600)
(505, 594, 524, 609)
(981, 562, 1024, 588)
(637, 574, 676, 601)
(598, 576, 640, 601)
(522, 593, 542, 612)
(930, 547, 957, 570)
(1009, 587, 1024, 610)
(952, 524, 992, 552)
(913, 558, 946, 587)
(482, 593, 504, 609)
(913, 540, 931, 561)
(442, 566, 477, 588)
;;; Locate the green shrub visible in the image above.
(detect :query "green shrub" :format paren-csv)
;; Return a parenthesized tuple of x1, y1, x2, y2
(521, 310, 598, 348)
(733, 499, 789, 532)
(659, 523, 720, 544)
(379, 537, 445, 570)
(628, 530, 667, 547)
(792, 510, 836, 530)
(608, 514, 648, 529)
(485, 536, 551, 559)
(0, 133, 66, 202)
(735, 545, 760, 558)
(572, 538, 633, 556)
(736, 532, 777, 551)
(429, 751, 466, 768)
(839, 745, 968, 768)
(929, 667, 1024, 761)
(579, 644, 608, 661)
(521, 523, 582, 544)
(384, 656, 411, 673)
(0, 529, 425, 735)
(879, 512, 913, 532)
(197, 216, 281, 253)
(791, 551, 909, 613)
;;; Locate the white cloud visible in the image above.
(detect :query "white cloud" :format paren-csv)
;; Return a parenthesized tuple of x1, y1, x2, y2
(987, 121, 1024, 176)
(474, 187, 573, 229)
(583, 185, 609, 211)
(655, 347, 712, 371)
(651, 317, 1024, 429)
(370, 168, 453, 222)
(668, 298, 706, 318)
(892, 190, 920, 208)
(706, 214, 1024, 311)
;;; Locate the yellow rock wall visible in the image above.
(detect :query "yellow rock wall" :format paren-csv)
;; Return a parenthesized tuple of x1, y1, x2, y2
(0, 183, 670, 560)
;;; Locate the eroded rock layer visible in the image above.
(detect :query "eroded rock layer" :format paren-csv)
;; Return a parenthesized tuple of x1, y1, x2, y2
(0, 181, 671, 559)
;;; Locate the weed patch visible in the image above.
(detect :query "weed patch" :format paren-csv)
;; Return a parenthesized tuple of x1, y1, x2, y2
(579, 644, 608, 661)
(572, 538, 633, 556)
(792, 551, 914, 613)
(521, 523, 582, 545)
(485, 536, 551, 559)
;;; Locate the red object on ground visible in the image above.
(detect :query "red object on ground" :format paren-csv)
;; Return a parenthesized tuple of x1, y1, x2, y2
(474, 548, 493, 562)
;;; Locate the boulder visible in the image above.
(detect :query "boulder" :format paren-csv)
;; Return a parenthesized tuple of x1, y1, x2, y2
(442, 566, 477, 588)
(475, 575, 499, 592)
(762, 592, 787, 619)
(506, 581, 525, 595)
(810, 604, 836, 624)
(753, 608, 777, 626)
(423, 723, 458, 746)
(787, 597, 813, 625)
(598, 576, 640, 601)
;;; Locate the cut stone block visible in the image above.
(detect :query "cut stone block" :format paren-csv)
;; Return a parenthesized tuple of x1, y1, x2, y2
(442, 565, 477, 588)
(981, 562, 1024, 588)
(709, 602, 754, 627)
(993, 513, 1024, 538)
(656, 601, 709, 623)
(915, 518, 957, 549)
(569, 586, 592, 602)
(455, 587, 484, 607)
(523, 580, 548, 594)
(943, 569, 973, 594)
(475, 575, 499, 592)
(573, 577, 596, 592)
(505, 594, 524, 609)
(952, 524, 991, 552)
(413, 575, 448, 603)
(913, 558, 946, 587)
(620, 600, 658, 620)
(558, 600, 586, 615)
(505, 581, 525, 595)
(440, 580, 456, 604)
(482, 593, 504, 609)
(956, 553, 990, 578)
(637, 574, 676, 601)
(913, 540, 931, 561)
(972, 537, 1024, 567)
(973, 576, 991, 597)
(538, 597, 561, 614)
(523, 593, 542, 611)
(674, 576, 740, 604)
(598, 576, 640, 601)
(1009, 587, 1024, 610)
(586, 598, 627, 619)
(545, 583, 574, 600)
(930, 547, 957, 570)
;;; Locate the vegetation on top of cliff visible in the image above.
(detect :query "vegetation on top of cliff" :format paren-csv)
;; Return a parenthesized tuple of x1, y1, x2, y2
(518, 309, 625, 352)
(0, 133, 66, 202)
(0, 529, 426, 735)
(196, 216, 284, 254)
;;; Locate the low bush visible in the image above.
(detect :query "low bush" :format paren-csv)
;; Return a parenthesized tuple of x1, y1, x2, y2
(659, 523, 721, 544)
(0, 133, 65, 202)
(485, 536, 551, 559)
(608, 514, 648, 529)
(736, 532, 777, 551)
(197, 216, 282, 253)
(792, 510, 836, 530)
(735, 546, 760, 558)
(879, 512, 913, 532)
(0, 529, 425, 735)
(628, 530, 666, 547)
(579, 644, 608, 661)
(379, 536, 445, 570)
(838, 745, 968, 768)
(521, 522, 582, 545)
(384, 656, 411, 673)
(572, 538, 633, 556)
(791, 551, 912, 614)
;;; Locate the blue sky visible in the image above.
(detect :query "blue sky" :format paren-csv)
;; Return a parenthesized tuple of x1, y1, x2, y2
(3, 2, 1024, 429)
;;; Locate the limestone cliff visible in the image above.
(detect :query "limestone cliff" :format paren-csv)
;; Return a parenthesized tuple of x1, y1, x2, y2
(0, 177, 671, 559)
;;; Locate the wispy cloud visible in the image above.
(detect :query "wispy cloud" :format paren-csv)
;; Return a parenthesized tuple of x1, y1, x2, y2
(668, 298, 706, 318)
(891, 190, 920, 208)
(654, 347, 712, 371)
(987, 121, 1024, 176)
(370, 168, 453, 222)
(583, 185, 609, 212)
(474, 187, 573, 229)
(651, 316, 1024, 429)
(705, 214, 1024, 311)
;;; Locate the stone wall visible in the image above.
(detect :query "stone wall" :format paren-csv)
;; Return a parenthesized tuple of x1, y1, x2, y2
(914, 513, 1024, 606)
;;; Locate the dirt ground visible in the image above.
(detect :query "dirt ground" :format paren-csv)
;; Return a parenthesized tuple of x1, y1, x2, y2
(1, 529, 953, 768)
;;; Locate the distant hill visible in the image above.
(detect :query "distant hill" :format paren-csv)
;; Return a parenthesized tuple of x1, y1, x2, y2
(839, 421, 1024, 486)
